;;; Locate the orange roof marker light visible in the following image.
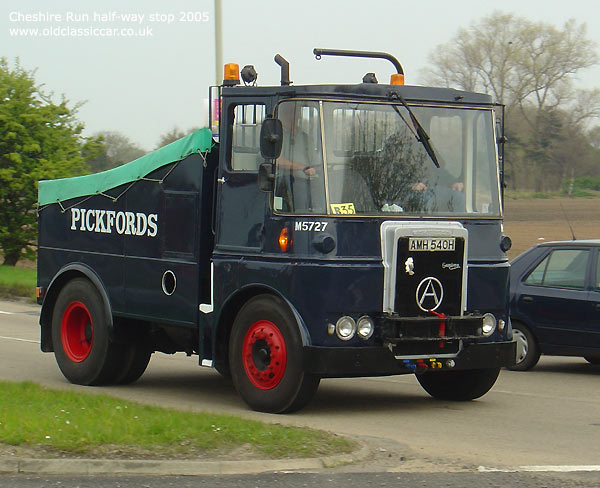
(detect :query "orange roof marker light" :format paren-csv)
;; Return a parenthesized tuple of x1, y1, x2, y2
(223, 63, 240, 86)
(390, 73, 405, 85)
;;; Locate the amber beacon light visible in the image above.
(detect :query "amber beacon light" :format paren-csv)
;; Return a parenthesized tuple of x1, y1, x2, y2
(223, 63, 240, 86)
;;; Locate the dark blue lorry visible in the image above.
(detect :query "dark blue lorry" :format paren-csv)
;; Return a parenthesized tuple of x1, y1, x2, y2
(37, 50, 516, 413)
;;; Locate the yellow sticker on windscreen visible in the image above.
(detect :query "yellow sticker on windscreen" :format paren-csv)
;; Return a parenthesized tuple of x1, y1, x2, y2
(330, 203, 356, 215)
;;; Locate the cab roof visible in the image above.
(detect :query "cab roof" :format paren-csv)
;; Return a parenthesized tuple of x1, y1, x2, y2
(222, 83, 495, 106)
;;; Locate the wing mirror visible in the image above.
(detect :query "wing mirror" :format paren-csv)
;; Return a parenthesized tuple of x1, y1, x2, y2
(260, 117, 283, 160)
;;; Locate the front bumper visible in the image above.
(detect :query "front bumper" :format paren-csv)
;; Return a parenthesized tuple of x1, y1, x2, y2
(304, 340, 516, 378)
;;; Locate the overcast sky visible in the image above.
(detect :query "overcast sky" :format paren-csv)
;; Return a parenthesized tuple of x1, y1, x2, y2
(3, 0, 600, 150)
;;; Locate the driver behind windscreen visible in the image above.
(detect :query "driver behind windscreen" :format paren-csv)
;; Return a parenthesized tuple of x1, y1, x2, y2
(277, 103, 317, 176)
(274, 102, 324, 213)
(411, 159, 465, 212)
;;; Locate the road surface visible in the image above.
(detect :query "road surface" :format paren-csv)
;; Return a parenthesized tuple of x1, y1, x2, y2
(1, 298, 599, 474)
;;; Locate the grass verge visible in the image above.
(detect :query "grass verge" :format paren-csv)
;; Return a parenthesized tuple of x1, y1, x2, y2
(0, 265, 36, 301)
(0, 381, 355, 460)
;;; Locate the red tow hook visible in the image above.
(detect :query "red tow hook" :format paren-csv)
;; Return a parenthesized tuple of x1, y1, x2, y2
(428, 310, 447, 348)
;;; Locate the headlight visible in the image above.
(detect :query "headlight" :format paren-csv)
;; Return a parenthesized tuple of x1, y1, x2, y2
(482, 313, 497, 336)
(356, 316, 374, 340)
(336, 316, 356, 341)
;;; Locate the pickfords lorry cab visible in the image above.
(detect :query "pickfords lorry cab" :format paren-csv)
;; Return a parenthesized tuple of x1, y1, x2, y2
(37, 49, 516, 413)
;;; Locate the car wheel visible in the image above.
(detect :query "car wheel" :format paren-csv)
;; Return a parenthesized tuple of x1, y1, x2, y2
(51, 278, 124, 386)
(584, 356, 600, 365)
(416, 368, 501, 401)
(507, 322, 541, 371)
(229, 294, 320, 413)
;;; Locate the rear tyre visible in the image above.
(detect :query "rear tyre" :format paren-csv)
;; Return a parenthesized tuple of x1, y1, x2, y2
(507, 322, 540, 371)
(416, 367, 501, 401)
(51, 278, 123, 386)
(229, 294, 320, 413)
(115, 344, 152, 384)
(584, 356, 600, 365)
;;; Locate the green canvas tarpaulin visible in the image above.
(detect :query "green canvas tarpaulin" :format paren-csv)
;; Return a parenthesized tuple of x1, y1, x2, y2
(38, 128, 213, 207)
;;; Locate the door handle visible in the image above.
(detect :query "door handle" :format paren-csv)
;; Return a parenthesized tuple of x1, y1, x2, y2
(522, 296, 533, 303)
(595, 303, 600, 310)
(217, 177, 227, 184)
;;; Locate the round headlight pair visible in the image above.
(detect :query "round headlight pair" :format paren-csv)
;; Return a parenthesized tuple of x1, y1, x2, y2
(335, 316, 355, 340)
(357, 316, 374, 339)
(335, 316, 374, 341)
(482, 313, 497, 336)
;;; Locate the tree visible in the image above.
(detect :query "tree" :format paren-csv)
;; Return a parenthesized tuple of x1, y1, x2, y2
(423, 12, 526, 105)
(0, 58, 100, 265)
(587, 125, 600, 149)
(423, 13, 597, 107)
(88, 131, 146, 173)
(422, 12, 599, 191)
(156, 126, 199, 149)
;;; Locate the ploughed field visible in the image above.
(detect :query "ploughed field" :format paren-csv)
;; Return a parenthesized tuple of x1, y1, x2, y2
(504, 197, 600, 259)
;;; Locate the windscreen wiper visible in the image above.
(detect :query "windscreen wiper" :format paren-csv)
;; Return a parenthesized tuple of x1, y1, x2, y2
(389, 91, 440, 168)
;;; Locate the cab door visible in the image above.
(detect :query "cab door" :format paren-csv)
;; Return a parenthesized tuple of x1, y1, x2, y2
(215, 99, 269, 252)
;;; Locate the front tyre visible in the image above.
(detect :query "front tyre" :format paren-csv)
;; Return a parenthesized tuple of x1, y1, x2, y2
(416, 368, 501, 401)
(229, 295, 320, 413)
(51, 278, 123, 386)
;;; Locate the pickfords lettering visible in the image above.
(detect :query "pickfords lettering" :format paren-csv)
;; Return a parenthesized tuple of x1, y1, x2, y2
(70, 208, 158, 237)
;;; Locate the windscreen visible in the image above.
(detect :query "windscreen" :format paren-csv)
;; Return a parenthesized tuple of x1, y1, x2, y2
(323, 101, 501, 216)
(273, 100, 501, 217)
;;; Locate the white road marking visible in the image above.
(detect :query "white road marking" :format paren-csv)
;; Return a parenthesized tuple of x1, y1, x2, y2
(0, 335, 39, 344)
(479, 465, 600, 473)
(0, 310, 14, 315)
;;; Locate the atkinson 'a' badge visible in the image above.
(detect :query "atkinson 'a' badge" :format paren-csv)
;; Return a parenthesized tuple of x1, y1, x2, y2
(404, 257, 414, 275)
(416, 276, 444, 312)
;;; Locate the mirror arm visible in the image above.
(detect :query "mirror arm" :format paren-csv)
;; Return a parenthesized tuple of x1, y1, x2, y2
(258, 162, 276, 192)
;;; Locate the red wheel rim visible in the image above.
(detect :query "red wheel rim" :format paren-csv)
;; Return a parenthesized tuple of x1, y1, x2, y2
(242, 320, 287, 390)
(61, 301, 93, 362)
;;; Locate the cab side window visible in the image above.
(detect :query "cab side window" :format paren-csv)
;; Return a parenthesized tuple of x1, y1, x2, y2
(273, 100, 325, 214)
(231, 104, 265, 171)
(524, 249, 589, 290)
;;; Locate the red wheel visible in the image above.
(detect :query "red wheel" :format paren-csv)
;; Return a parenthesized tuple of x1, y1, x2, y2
(242, 320, 287, 390)
(51, 278, 123, 386)
(230, 295, 320, 413)
(61, 301, 93, 362)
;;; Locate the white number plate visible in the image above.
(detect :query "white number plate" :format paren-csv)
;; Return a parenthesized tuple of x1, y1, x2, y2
(409, 237, 456, 252)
